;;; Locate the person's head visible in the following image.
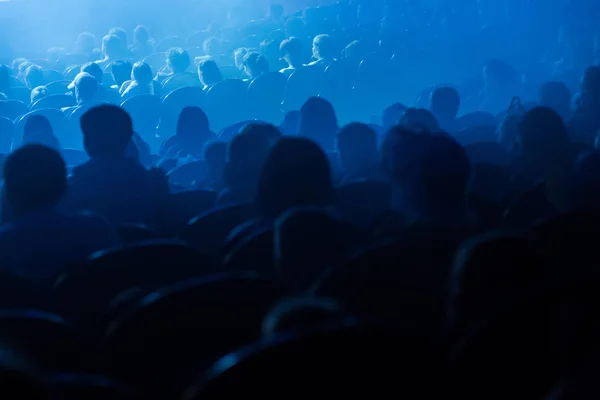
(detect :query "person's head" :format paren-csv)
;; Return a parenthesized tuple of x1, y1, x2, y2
(430, 86, 460, 122)
(299, 97, 339, 151)
(257, 137, 333, 219)
(133, 25, 150, 44)
(0, 64, 10, 92)
(239, 123, 282, 146)
(280, 37, 304, 68)
(262, 297, 344, 336)
(69, 72, 98, 103)
(3, 145, 66, 215)
(131, 62, 152, 85)
(382, 127, 471, 208)
(203, 140, 227, 174)
(312, 34, 336, 61)
(399, 108, 439, 133)
(80, 105, 133, 158)
(111, 60, 133, 88)
(166, 48, 191, 74)
(108, 27, 128, 48)
(243, 52, 269, 79)
(517, 107, 570, 170)
(81, 62, 103, 83)
(23, 65, 44, 89)
(176, 106, 210, 139)
(197, 60, 223, 87)
(30, 86, 48, 105)
(22, 115, 59, 150)
(101, 34, 122, 60)
(382, 103, 408, 131)
(336, 122, 378, 173)
(234, 47, 249, 70)
(539, 81, 571, 119)
(224, 130, 272, 194)
(76, 32, 96, 54)
(579, 65, 600, 107)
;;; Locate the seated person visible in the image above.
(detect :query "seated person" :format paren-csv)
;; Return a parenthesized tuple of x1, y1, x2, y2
(120, 62, 155, 99)
(81, 62, 119, 103)
(30, 86, 49, 105)
(111, 60, 133, 91)
(243, 52, 270, 80)
(23, 65, 44, 89)
(94, 34, 123, 71)
(62, 72, 98, 117)
(0, 145, 118, 283)
(130, 25, 156, 59)
(279, 37, 306, 77)
(61, 105, 167, 227)
(307, 34, 336, 69)
(154, 48, 191, 84)
(197, 60, 223, 90)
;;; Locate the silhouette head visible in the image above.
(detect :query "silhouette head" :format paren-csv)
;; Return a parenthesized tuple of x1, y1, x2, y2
(24, 65, 44, 89)
(80, 62, 103, 83)
(280, 37, 305, 68)
(518, 106, 570, 168)
(239, 123, 282, 146)
(134, 25, 150, 44)
(166, 48, 190, 74)
(257, 137, 333, 219)
(336, 122, 378, 172)
(176, 106, 210, 139)
(430, 87, 460, 122)
(76, 32, 96, 54)
(108, 28, 128, 47)
(101, 34, 122, 60)
(400, 108, 439, 132)
(579, 65, 600, 107)
(197, 60, 223, 87)
(69, 72, 98, 103)
(80, 105, 133, 158)
(3, 145, 66, 215)
(22, 115, 59, 150)
(30, 86, 49, 104)
(111, 60, 133, 88)
(243, 52, 270, 79)
(312, 34, 336, 60)
(382, 103, 408, 131)
(299, 97, 338, 151)
(131, 62, 152, 85)
(224, 130, 272, 192)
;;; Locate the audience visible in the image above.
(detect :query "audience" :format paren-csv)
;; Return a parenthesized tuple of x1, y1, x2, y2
(197, 60, 223, 89)
(120, 61, 154, 98)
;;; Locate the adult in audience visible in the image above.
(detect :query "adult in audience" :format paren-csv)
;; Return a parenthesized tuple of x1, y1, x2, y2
(336, 122, 382, 184)
(23, 65, 44, 89)
(430, 86, 461, 132)
(243, 52, 270, 80)
(62, 72, 98, 117)
(29, 86, 48, 105)
(108, 27, 133, 58)
(75, 32, 98, 60)
(308, 34, 337, 69)
(256, 137, 333, 220)
(81, 62, 119, 103)
(400, 108, 440, 132)
(21, 115, 60, 151)
(111, 60, 133, 91)
(197, 60, 223, 90)
(299, 97, 339, 151)
(279, 37, 306, 77)
(121, 62, 155, 99)
(0, 145, 118, 283)
(95, 34, 123, 70)
(62, 105, 166, 227)
(130, 25, 155, 59)
(155, 48, 191, 84)
(161, 106, 215, 158)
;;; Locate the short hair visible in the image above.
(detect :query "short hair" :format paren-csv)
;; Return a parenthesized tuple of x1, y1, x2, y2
(284, 17, 306, 37)
(166, 48, 191, 74)
(518, 106, 570, 160)
(30, 86, 49, 104)
(111, 60, 133, 87)
(240, 122, 282, 145)
(430, 87, 460, 119)
(76, 32, 96, 52)
(81, 62, 103, 83)
(24, 65, 44, 88)
(80, 105, 133, 158)
(336, 122, 377, 155)
(400, 108, 439, 132)
(108, 27, 128, 46)
(3, 144, 67, 211)
(22, 115, 59, 150)
(133, 25, 150, 43)
(131, 62, 152, 84)
(243, 52, 269, 77)
(280, 37, 303, 59)
(177, 106, 210, 137)
(197, 60, 223, 86)
(102, 34, 122, 59)
(312, 34, 336, 60)
(71, 72, 98, 102)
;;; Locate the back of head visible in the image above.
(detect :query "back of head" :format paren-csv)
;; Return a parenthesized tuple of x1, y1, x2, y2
(285, 17, 306, 38)
(225, 131, 272, 190)
(81, 62, 103, 83)
(23, 115, 58, 149)
(280, 37, 304, 66)
(336, 122, 378, 168)
(102, 34, 122, 59)
(518, 106, 570, 163)
(24, 65, 44, 89)
(3, 144, 67, 213)
(80, 105, 133, 158)
(239, 122, 281, 145)
(111, 60, 133, 87)
(257, 137, 333, 219)
(198, 60, 223, 87)
(430, 87, 460, 121)
(71, 72, 98, 102)
(132, 62, 152, 84)
(382, 103, 408, 131)
(400, 108, 439, 133)
(167, 48, 191, 74)
(30, 86, 49, 104)
(313, 34, 336, 60)
(134, 25, 150, 43)
(76, 32, 96, 53)
(108, 27, 128, 47)
(382, 128, 470, 203)
(176, 106, 210, 138)
(299, 97, 338, 150)
(243, 52, 270, 78)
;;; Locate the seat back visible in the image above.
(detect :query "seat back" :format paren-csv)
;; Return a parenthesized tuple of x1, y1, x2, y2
(0, 100, 28, 121)
(7, 86, 31, 104)
(121, 94, 162, 146)
(247, 72, 286, 123)
(205, 79, 249, 132)
(155, 37, 185, 53)
(282, 66, 323, 111)
(159, 86, 205, 137)
(30, 94, 76, 111)
(45, 80, 72, 95)
(161, 73, 201, 93)
(14, 109, 66, 148)
(0, 116, 15, 152)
